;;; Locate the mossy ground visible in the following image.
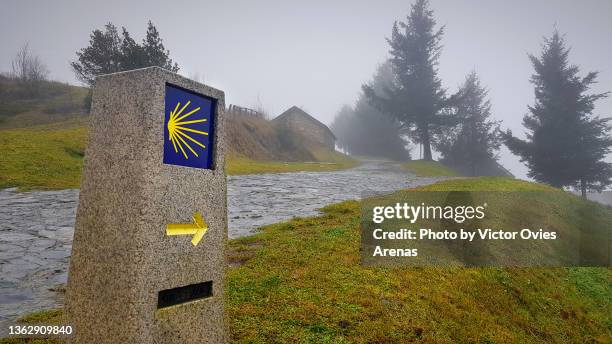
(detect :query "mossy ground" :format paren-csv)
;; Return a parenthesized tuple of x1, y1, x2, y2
(0, 310, 64, 344)
(5, 178, 610, 343)
(226, 177, 611, 343)
(402, 160, 459, 177)
(363, 177, 611, 267)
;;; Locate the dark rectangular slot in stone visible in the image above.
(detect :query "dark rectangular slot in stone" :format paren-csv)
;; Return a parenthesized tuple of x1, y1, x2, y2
(157, 281, 213, 309)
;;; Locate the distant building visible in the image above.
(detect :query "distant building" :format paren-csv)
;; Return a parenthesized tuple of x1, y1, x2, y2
(272, 106, 336, 150)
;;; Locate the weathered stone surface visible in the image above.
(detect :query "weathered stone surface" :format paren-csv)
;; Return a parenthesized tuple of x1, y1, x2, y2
(0, 188, 74, 336)
(65, 67, 227, 344)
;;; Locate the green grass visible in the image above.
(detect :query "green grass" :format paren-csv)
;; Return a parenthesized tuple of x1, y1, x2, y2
(0, 79, 88, 130)
(16, 310, 64, 325)
(224, 177, 611, 343)
(0, 78, 359, 189)
(8, 178, 609, 343)
(0, 310, 64, 344)
(402, 160, 459, 177)
(0, 119, 88, 191)
(363, 177, 611, 267)
(415, 176, 555, 191)
(0, 121, 358, 190)
(226, 150, 358, 175)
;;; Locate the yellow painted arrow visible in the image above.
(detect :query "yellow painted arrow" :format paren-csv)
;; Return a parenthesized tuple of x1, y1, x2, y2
(166, 212, 208, 246)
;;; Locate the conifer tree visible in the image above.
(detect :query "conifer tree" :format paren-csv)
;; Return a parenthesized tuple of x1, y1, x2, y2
(332, 62, 411, 161)
(71, 21, 179, 86)
(118, 28, 147, 71)
(504, 30, 612, 196)
(363, 0, 457, 160)
(438, 72, 501, 176)
(71, 23, 122, 85)
(142, 21, 179, 73)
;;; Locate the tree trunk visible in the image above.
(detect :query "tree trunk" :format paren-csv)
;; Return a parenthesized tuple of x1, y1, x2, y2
(422, 128, 433, 161)
(580, 178, 587, 199)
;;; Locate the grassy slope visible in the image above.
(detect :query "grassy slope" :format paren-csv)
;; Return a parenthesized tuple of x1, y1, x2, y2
(364, 178, 611, 267)
(402, 160, 459, 177)
(0, 79, 358, 189)
(0, 121, 358, 190)
(225, 177, 611, 343)
(0, 78, 88, 130)
(7, 178, 610, 343)
(225, 112, 358, 175)
(227, 152, 358, 175)
(0, 79, 89, 190)
(0, 119, 88, 190)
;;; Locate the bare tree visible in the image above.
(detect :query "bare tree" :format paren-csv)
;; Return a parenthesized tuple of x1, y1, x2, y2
(27, 55, 48, 82)
(11, 44, 29, 81)
(11, 43, 49, 83)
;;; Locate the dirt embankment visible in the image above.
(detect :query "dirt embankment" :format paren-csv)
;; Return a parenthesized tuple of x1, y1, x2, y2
(226, 112, 319, 161)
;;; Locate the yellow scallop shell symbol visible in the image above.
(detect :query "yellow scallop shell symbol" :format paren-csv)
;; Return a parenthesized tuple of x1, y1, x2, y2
(167, 100, 208, 160)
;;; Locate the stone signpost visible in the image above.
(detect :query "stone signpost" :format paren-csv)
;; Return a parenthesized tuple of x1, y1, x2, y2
(66, 67, 227, 343)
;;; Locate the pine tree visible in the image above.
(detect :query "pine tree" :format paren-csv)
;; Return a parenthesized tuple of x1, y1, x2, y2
(504, 30, 612, 196)
(331, 62, 411, 161)
(71, 21, 179, 86)
(142, 21, 179, 73)
(330, 105, 359, 154)
(119, 28, 147, 70)
(438, 72, 501, 176)
(71, 23, 122, 85)
(363, 0, 457, 161)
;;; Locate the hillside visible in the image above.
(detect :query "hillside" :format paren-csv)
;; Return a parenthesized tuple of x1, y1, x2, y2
(402, 160, 460, 177)
(227, 177, 611, 343)
(0, 120, 356, 190)
(0, 75, 89, 129)
(0, 119, 88, 190)
(226, 112, 315, 161)
(225, 112, 356, 174)
(0, 80, 356, 189)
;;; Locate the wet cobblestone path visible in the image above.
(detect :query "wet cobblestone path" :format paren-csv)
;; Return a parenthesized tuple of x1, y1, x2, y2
(0, 189, 76, 333)
(0, 161, 442, 332)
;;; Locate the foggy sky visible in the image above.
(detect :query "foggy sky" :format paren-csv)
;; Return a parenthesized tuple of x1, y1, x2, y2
(1, 0, 611, 179)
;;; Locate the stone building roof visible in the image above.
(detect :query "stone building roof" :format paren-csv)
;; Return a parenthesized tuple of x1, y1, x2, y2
(273, 106, 336, 139)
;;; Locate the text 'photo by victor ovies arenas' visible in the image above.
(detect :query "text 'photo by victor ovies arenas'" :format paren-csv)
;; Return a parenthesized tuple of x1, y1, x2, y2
(0, 1, 610, 343)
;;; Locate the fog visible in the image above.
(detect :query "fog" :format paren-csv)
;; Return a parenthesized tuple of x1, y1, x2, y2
(1, 0, 611, 178)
